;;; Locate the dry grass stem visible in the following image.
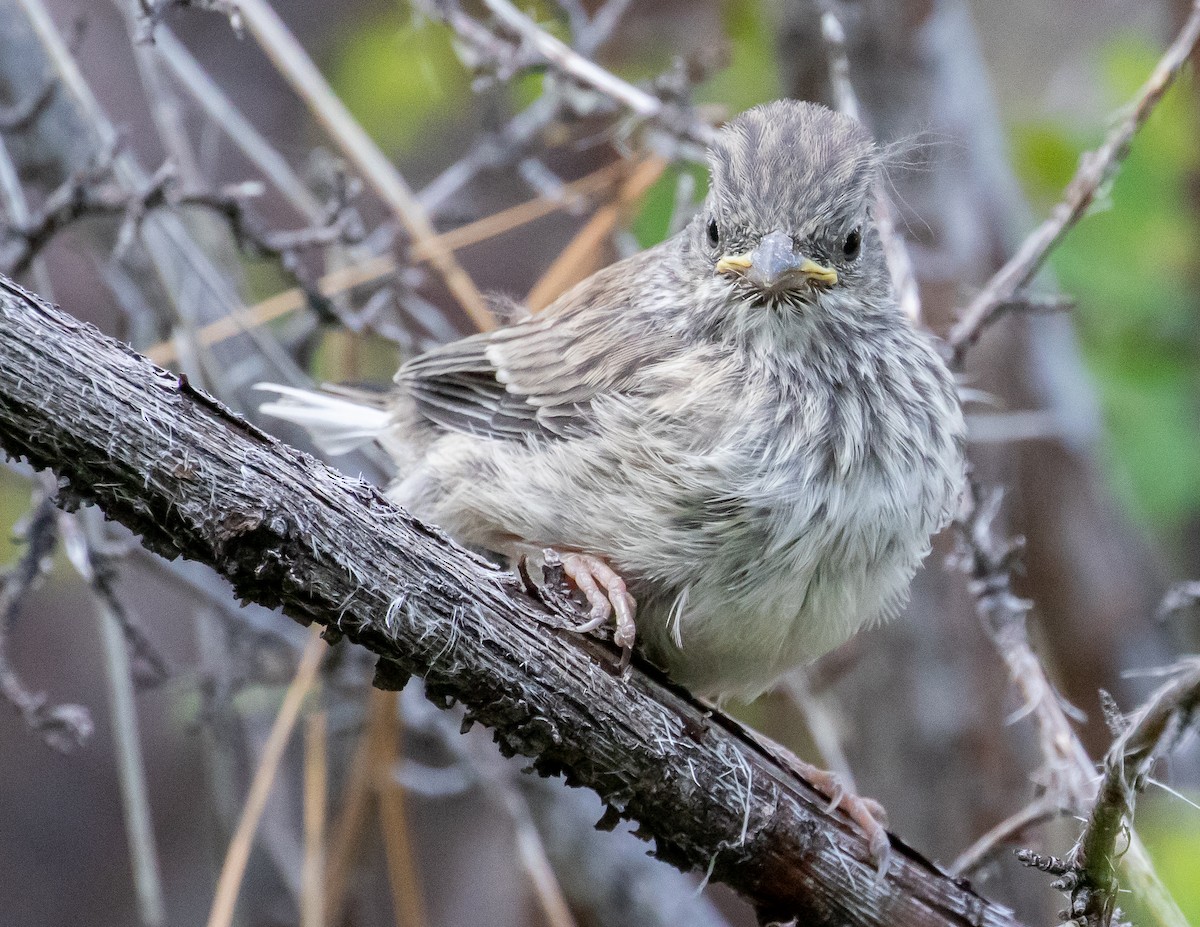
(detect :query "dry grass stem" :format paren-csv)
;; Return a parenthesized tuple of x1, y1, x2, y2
(205, 626, 325, 927)
(526, 156, 666, 310)
(302, 709, 328, 927)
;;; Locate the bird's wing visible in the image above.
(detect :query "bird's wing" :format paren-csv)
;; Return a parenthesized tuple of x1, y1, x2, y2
(398, 250, 670, 441)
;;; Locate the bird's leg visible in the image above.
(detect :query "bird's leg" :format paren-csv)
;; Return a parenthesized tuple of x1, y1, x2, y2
(520, 547, 637, 665)
(736, 723, 891, 875)
(792, 760, 890, 875)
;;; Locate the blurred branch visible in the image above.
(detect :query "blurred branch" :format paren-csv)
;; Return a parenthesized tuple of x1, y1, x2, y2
(144, 158, 650, 365)
(0, 277, 1025, 927)
(135, 0, 243, 42)
(0, 68, 56, 129)
(374, 691, 429, 927)
(64, 508, 167, 927)
(144, 256, 396, 366)
(149, 24, 324, 219)
(0, 157, 363, 316)
(948, 0, 1200, 363)
(1157, 580, 1200, 621)
(421, 0, 713, 153)
(301, 709, 328, 927)
(0, 484, 92, 751)
(322, 691, 384, 925)
(230, 0, 492, 329)
(817, 6, 920, 323)
(526, 156, 666, 309)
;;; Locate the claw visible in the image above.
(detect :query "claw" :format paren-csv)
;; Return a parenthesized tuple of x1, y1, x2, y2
(554, 550, 638, 663)
(801, 765, 891, 877)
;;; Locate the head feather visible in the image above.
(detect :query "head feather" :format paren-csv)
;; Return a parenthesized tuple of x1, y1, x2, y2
(706, 101, 878, 242)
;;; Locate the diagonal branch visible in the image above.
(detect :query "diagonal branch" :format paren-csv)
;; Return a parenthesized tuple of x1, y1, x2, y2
(0, 274, 1025, 927)
(948, 0, 1200, 362)
(1059, 658, 1200, 926)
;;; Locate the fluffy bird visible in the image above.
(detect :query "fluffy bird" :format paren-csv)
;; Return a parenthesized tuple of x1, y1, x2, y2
(261, 100, 964, 705)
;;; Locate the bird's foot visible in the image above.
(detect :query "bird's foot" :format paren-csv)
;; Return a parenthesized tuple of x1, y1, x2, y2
(549, 549, 637, 667)
(736, 724, 891, 876)
(794, 761, 891, 877)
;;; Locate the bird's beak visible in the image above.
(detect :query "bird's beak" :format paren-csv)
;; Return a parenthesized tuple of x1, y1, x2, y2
(715, 230, 838, 290)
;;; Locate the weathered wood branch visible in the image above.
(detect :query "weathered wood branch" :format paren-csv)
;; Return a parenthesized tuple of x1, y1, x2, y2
(0, 273, 1023, 927)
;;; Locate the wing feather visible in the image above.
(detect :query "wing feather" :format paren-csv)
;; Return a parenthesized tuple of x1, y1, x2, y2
(398, 247, 674, 442)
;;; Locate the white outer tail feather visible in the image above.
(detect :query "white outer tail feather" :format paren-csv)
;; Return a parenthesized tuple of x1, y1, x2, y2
(255, 383, 389, 456)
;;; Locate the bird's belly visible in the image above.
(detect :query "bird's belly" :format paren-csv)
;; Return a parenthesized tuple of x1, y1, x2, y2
(644, 469, 935, 701)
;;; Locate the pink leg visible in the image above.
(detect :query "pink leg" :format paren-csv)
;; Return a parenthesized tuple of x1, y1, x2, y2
(794, 760, 890, 875)
(555, 551, 637, 663)
(738, 723, 891, 875)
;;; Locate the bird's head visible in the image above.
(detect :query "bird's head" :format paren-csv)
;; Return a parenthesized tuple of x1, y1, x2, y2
(691, 100, 887, 310)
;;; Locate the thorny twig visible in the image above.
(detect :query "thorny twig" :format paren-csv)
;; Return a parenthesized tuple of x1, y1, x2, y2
(948, 0, 1200, 363)
(423, 0, 713, 154)
(135, 0, 243, 43)
(952, 476, 1190, 927)
(949, 794, 1064, 878)
(0, 483, 93, 751)
(952, 475, 1094, 801)
(1053, 658, 1200, 927)
(0, 155, 365, 318)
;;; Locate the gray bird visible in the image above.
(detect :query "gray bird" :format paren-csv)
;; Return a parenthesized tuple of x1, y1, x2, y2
(264, 100, 961, 698)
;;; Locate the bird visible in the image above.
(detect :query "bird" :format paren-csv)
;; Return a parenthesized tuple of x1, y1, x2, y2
(260, 99, 965, 864)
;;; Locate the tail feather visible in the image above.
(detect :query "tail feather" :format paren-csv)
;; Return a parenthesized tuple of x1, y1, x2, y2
(255, 383, 390, 456)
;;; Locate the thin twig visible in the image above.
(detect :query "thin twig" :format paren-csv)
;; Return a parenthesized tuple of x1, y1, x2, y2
(150, 24, 324, 220)
(0, 69, 56, 130)
(322, 691, 383, 925)
(142, 158, 647, 364)
(410, 158, 632, 260)
(205, 626, 325, 927)
(503, 783, 579, 927)
(67, 508, 166, 927)
(1058, 658, 1200, 926)
(1157, 580, 1200, 622)
(0, 484, 92, 750)
(426, 0, 712, 151)
(145, 256, 396, 365)
(948, 0, 1200, 362)
(482, 0, 660, 120)
(948, 794, 1063, 878)
(952, 475, 1190, 927)
(232, 0, 492, 329)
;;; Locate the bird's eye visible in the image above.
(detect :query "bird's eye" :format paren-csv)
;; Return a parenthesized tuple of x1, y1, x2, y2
(707, 218, 720, 247)
(842, 227, 862, 261)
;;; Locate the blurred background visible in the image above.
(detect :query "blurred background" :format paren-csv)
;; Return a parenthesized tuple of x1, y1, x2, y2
(0, 0, 1198, 925)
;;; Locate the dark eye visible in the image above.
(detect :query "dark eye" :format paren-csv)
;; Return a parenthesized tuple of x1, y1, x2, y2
(842, 227, 862, 261)
(707, 218, 720, 247)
